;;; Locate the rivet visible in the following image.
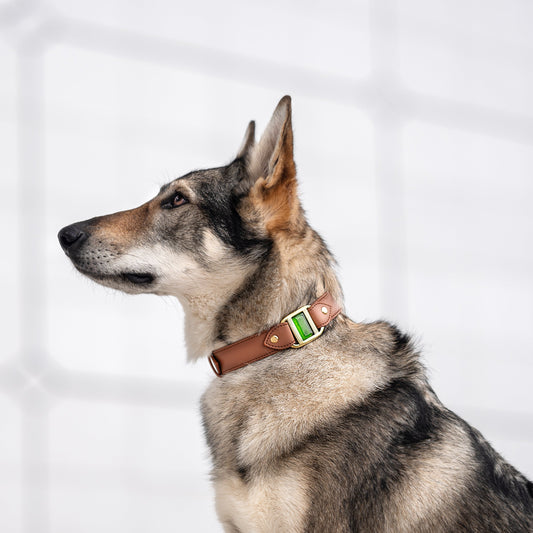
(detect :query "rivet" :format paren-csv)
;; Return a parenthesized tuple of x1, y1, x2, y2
(321, 306, 328, 314)
(270, 335, 279, 344)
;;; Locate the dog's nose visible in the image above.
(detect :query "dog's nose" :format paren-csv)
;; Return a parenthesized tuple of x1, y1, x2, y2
(58, 223, 88, 254)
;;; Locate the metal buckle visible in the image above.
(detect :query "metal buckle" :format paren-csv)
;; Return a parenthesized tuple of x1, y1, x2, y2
(281, 305, 324, 348)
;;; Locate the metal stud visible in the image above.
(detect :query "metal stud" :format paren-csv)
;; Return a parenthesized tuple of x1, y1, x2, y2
(321, 306, 328, 314)
(270, 335, 279, 343)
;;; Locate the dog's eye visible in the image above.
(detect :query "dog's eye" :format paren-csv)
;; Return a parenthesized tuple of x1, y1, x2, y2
(171, 193, 187, 207)
(162, 193, 188, 209)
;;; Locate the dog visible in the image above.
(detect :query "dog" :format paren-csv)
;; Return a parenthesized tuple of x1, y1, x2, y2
(58, 96, 532, 532)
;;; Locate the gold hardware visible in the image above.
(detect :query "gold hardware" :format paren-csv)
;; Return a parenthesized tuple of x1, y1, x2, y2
(281, 305, 324, 348)
(270, 335, 279, 344)
(321, 306, 328, 314)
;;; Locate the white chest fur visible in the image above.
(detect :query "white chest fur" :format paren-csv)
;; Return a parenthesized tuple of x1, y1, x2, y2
(214, 469, 308, 533)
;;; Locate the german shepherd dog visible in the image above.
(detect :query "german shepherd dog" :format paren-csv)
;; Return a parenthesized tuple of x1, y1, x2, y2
(59, 96, 532, 532)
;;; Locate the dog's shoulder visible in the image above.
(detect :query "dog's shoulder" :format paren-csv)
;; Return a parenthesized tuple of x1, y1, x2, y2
(200, 317, 423, 468)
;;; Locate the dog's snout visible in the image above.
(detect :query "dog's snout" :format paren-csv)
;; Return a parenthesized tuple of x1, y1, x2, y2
(58, 223, 88, 255)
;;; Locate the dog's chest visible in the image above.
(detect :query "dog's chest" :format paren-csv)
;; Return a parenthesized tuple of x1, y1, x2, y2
(201, 379, 310, 532)
(212, 470, 308, 533)
(200, 343, 387, 531)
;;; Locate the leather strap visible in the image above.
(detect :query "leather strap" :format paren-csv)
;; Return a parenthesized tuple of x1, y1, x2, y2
(208, 292, 341, 376)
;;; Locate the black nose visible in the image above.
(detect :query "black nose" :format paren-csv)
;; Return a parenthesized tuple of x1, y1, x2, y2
(58, 223, 88, 254)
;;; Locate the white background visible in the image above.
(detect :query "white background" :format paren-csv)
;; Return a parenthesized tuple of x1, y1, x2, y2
(1, 0, 532, 531)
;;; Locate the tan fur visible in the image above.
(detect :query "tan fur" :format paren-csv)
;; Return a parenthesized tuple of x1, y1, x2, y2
(248, 97, 300, 235)
(275, 226, 343, 305)
(249, 173, 299, 235)
(90, 181, 198, 246)
(92, 202, 154, 243)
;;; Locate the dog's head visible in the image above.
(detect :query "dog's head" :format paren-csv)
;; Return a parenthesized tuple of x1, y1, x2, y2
(58, 96, 309, 302)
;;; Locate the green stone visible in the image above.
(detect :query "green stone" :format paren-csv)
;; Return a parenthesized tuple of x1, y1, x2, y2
(291, 312, 314, 341)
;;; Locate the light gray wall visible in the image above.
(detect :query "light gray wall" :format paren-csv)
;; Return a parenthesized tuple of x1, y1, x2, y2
(1, 0, 532, 531)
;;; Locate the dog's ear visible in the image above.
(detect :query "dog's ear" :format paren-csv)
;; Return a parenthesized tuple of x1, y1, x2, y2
(236, 120, 255, 160)
(247, 96, 294, 184)
(246, 96, 299, 232)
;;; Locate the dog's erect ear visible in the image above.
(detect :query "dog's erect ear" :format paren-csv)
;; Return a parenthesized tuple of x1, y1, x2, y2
(247, 95, 299, 233)
(247, 96, 294, 184)
(236, 120, 255, 160)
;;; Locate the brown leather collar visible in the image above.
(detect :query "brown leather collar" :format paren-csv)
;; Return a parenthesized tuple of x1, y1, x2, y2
(208, 292, 342, 376)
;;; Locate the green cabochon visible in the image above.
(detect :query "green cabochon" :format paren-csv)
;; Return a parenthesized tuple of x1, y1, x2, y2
(291, 311, 314, 341)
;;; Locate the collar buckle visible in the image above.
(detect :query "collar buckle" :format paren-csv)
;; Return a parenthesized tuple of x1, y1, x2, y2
(209, 292, 341, 376)
(281, 305, 324, 348)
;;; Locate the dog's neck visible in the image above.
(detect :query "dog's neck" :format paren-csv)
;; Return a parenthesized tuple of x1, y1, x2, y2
(179, 229, 343, 363)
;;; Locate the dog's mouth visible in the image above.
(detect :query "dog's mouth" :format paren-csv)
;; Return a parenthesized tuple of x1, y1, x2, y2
(73, 264, 156, 287)
(122, 272, 155, 285)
